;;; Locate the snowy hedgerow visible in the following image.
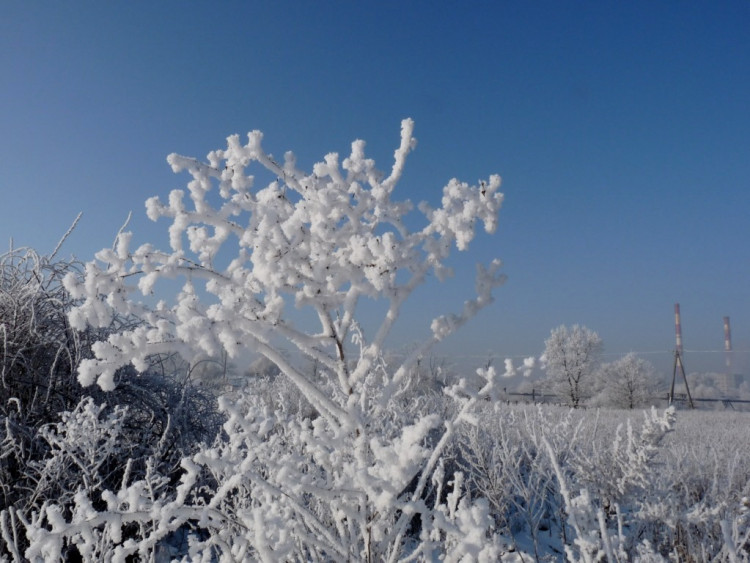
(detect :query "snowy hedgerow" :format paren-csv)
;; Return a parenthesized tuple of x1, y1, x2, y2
(0, 246, 88, 433)
(0, 246, 221, 560)
(58, 120, 507, 560)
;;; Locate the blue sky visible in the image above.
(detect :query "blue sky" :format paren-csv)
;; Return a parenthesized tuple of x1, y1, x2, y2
(2, 1, 749, 375)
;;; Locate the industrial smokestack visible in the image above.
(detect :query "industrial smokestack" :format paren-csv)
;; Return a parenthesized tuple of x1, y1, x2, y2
(674, 303, 683, 354)
(724, 316, 732, 372)
(724, 316, 732, 352)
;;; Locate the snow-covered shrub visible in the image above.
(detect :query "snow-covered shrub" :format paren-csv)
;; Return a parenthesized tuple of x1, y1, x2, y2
(2, 397, 177, 562)
(454, 404, 683, 560)
(546, 406, 676, 562)
(0, 247, 88, 432)
(565, 406, 676, 512)
(639, 410, 750, 560)
(0, 247, 221, 560)
(48, 120, 506, 560)
(455, 404, 558, 560)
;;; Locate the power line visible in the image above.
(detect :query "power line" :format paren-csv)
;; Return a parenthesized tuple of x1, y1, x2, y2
(423, 349, 750, 360)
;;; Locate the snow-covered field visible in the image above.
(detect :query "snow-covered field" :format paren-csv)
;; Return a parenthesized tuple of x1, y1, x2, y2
(452, 403, 750, 561)
(4, 390, 748, 561)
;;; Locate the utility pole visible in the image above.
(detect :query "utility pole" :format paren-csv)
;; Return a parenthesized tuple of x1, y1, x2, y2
(669, 303, 695, 408)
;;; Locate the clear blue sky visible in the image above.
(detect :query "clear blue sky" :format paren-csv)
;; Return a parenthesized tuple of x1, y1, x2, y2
(2, 1, 749, 375)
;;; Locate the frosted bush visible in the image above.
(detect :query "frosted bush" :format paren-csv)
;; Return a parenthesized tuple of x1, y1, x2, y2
(455, 405, 556, 560)
(47, 120, 508, 560)
(0, 246, 220, 561)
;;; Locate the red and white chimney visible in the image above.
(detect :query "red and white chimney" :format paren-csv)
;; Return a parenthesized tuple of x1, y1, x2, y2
(724, 316, 732, 371)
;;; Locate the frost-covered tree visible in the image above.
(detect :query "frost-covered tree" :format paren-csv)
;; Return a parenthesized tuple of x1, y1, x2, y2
(596, 353, 656, 409)
(56, 119, 507, 560)
(541, 325, 602, 408)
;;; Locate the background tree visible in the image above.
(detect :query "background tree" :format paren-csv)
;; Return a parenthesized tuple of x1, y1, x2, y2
(595, 352, 657, 409)
(541, 324, 602, 408)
